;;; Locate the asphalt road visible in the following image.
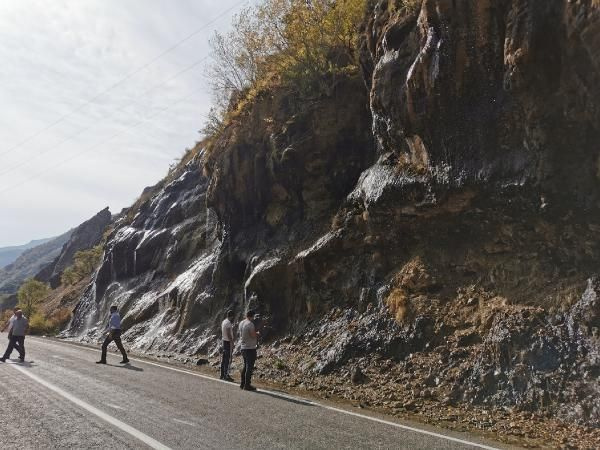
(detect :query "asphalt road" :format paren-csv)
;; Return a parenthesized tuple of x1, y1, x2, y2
(0, 334, 507, 450)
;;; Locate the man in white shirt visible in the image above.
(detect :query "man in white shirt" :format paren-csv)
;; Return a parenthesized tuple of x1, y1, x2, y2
(238, 310, 259, 391)
(220, 310, 235, 382)
(0, 309, 28, 363)
(96, 305, 129, 364)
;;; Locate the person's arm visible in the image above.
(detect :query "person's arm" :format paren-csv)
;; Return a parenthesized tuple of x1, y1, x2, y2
(105, 314, 113, 336)
(227, 324, 234, 342)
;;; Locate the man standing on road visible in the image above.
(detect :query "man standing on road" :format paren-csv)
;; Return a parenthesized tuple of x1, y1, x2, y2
(239, 309, 259, 391)
(220, 310, 235, 381)
(0, 309, 28, 363)
(96, 305, 129, 365)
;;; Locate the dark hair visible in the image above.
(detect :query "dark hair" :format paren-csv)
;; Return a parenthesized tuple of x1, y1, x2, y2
(227, 310, 234, 318)
(246, 309, 256, 318)
(110, 305, 118, 311)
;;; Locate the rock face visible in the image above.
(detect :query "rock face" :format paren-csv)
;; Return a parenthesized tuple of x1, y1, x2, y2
(0, 231, 72, 295)
(364, 0, 600, 205)
(67, 0, 600, 427)
(36, 207, 112, 288)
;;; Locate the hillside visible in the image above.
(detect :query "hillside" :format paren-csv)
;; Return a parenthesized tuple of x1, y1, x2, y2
(62, 1, 600, 447)
(35, 207, 112, 288)
(0, 238, 53, 269)
(0, 231, 72, 295)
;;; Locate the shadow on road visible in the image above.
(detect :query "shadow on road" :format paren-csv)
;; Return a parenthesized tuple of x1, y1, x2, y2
(255, 390, 315, 407)
(4, 360, 37, 367)
(110, 363, 144, 372)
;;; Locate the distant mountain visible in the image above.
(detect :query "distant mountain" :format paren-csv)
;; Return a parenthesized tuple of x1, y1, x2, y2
(0, 238, 54, 269)
(0, 231, 73, 295)
(36, 207, 112, 288)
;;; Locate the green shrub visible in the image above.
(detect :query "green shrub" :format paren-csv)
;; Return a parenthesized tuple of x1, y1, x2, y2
(61, 246, 104, 286)
(17, 279, 50, 318)
(28, 308, 72, 335)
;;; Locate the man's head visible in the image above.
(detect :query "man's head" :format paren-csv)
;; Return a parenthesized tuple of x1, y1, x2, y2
(110, 305, 118, 313)
(15, 310, 22, 318)
(246, 309, 255, 320)
(227, 310, 234, 320)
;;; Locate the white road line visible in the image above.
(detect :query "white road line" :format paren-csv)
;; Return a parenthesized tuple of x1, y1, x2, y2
(172, 418, 196, 427)
(9, 363, 171, 450)
(33, 338, 500, 450)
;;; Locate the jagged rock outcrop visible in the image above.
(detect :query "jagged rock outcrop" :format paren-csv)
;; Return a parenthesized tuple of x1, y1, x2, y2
(0, 230, 72, 295)
(66, 0, 600, 429)
(36, 207, 112, 288)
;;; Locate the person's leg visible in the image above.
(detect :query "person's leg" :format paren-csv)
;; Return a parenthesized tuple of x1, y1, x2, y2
(1, 336, 16, 361)
(220, 341, 231, 379)
(244, 349, 257, 389)
(17, 336, 25, 360)
(99, 334, 113, 362)
(240, 350, 248, 389)
(13, 338, 21, 354)
(227, 341, 233, 378)
(112, 332, 128, 362)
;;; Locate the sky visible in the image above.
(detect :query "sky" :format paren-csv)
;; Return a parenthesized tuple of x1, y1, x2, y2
(0, 0, 253, 247)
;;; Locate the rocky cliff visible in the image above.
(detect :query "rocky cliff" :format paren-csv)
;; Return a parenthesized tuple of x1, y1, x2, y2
(36, 207, 112, 288)
(66, 0, 600, 437)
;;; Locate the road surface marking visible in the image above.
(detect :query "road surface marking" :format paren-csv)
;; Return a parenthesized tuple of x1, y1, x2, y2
(33, 337, 500, 449)
(105, 403, 125, 410)
(9, 363, 171, 450)
(173, 418, 197, 427)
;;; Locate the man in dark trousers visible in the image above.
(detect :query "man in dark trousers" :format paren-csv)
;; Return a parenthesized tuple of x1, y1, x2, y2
(96, 305, 129, 364)
(239, 309, 259, 391)
(220, 310, 235, 381)
(0, 309, 28, 363)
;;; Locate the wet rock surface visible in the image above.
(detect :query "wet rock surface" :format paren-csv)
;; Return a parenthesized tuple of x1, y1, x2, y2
(63, 0, 600, 442)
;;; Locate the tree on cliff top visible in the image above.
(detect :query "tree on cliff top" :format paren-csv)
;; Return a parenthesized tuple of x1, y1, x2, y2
(205, 0, 366, 131)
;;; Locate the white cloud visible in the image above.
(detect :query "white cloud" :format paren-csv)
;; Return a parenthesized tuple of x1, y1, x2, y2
(0, 0, 253, 246)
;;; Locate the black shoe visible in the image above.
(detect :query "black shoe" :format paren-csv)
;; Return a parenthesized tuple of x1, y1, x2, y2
(244, 385, 257, 391)
(0, 358, 5, 362)
(119, 359, 129, 364)
(18, 357, 24, 362)
(240, 384, 245, 390)
(96, 360, 106, 364)
(224, 376, 235, 382)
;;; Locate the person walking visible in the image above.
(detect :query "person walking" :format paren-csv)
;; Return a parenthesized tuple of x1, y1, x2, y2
(96, 305, 129, 364)
(0, 309, 28, 363)
(220, 310, 235, 381)
(239, 309, 259, 391)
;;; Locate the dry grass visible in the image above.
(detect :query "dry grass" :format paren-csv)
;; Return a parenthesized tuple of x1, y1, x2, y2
(29, 308, 72, 335)
(386, 257, 433, 322)
(386, 288, 409, 322)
